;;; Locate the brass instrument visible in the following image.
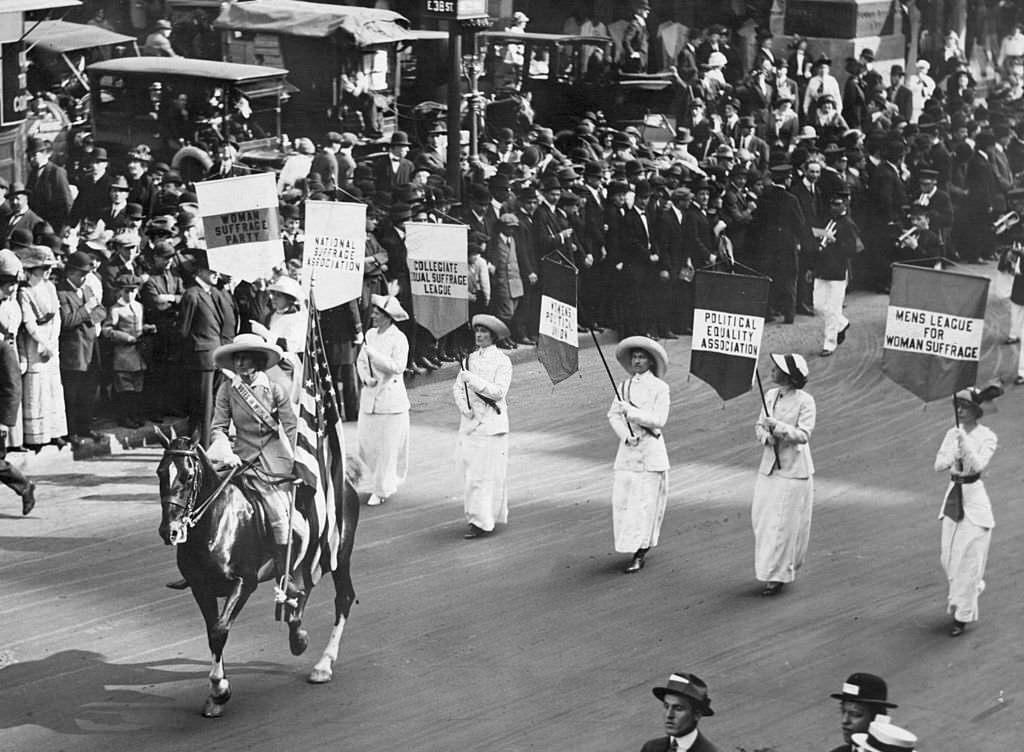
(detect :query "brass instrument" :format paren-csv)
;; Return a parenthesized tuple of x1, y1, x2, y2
(993, 211, 1020, 235)
(897, 226, 919, 247)
(819, 219, 837, 250)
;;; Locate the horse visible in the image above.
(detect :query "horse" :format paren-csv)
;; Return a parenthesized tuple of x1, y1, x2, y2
(155, 427, 360, 717)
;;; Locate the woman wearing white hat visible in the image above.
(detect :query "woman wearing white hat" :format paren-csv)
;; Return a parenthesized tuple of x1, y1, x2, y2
(453, 314, 513, 538)
(934, 385, 1000, 636)
(206, 333, 302, 598)
(608, 336, 670, 573)
(266, 276, 308, 355)
(751, 352, 816, 596)
(355, 293, 410, 506)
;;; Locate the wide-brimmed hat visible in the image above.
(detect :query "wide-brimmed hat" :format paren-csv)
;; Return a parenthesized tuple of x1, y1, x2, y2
(268, 276, 303, 302)
(294, 137, 315, 155)
(115, 273, 143, 289)
(7, 227, 33, 250)
(111, 229, 140, 248)
(213, 333, 283, 371)
(651, 673, 714, 716)
(770, 352, 809, 382)
(616, 335, 669, 378)
(370, 293, 409, 322)
(830, 674, 898, 708)
(65, 250, 94, 272)
(0, 249, 23, 279)
(20, 245, 57, 269)
(472, 313, 510, 341)
(954, 382, 1003, 417)
(850, 721, 917, 752)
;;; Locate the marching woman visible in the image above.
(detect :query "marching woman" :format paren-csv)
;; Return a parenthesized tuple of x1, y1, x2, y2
(355, 293, 410, 506)
(752, 353, 816, 596)
(933, 385, 1000, 636)
(607, 336, 670, 574)
(453, 314, 512, 539)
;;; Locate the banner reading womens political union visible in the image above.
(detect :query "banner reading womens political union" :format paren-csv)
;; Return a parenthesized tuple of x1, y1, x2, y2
(689, 271, 770, 401)
(882, 264, 989, 402)
(404, 222, 469, 338)
(537, 255, 579, 384)
(195, 172, 283, 282)
(301, 200, 366, 310)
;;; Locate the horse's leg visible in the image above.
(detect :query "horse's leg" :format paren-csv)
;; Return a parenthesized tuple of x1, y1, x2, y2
(308, 564, 356, 684)
(198, 577, 255, 718)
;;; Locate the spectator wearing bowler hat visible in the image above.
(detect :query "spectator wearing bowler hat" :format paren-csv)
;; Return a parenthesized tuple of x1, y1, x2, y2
(104, 175, 132, 230)
(374, 131, 415, 191)
(25, 137, 72, 233)
(1, 183, 45, 249)
(0, 250, 37, 514)
(642, 672, 720, 752)
(309, 132, 344, 193)
(140, 240, 184, 419)
(751, 157, 807, 322)
(58, 250, 106, 442)
(71, 147, 114, 225)
(827, 673, 898, 752)
(143, 18, 178, 57)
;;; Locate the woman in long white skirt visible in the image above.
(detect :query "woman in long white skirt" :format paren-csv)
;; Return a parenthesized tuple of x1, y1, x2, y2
(453, 314, 512, 539)
(607, 336, 670, 573)
(752, 353, 816, 596)
(934, 385, 1000, 636)
(355, 294, 410, 506)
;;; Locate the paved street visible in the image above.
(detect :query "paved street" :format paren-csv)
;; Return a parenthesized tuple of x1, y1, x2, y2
(1, 269, 1022, 751)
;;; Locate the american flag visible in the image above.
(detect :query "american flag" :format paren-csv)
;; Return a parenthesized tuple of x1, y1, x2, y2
(293, 306, 345, 586)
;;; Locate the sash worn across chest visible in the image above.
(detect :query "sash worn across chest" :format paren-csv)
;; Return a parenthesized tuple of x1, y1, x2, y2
(232, 378, 280, 432)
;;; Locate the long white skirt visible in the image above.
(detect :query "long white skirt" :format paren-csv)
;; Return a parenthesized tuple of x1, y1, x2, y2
(22, 367, 67, 445)
(611, 470, 668, 553)
(751, 473, 814, 583)
(357, 411, 409, 498)
(455, 432, 509, 531)
(940, 516, 991, 623)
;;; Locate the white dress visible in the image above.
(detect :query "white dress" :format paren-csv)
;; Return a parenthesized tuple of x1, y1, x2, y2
(19, 280, 67, 445)
(607, 370, 670, 553)
(355, 325, 410, 499)
(452, 345, 512, 531)
(934, 424, 997, 623)
(751, 387, 816, 583)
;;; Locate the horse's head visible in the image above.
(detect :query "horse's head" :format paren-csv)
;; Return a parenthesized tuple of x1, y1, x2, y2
(155, 426, 217, 546)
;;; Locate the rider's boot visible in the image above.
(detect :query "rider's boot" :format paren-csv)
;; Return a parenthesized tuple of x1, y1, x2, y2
(273, 544, 304, 599)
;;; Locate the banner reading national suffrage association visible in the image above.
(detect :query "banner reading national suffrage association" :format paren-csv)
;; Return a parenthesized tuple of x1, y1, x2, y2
(301, 200, 366, 310)
(881, 264, 989, 402)
(537, 255, 578, 384)
(405, 222, 468, 338)
(195, 172, 283, 282)
(689, 271, 770, 401)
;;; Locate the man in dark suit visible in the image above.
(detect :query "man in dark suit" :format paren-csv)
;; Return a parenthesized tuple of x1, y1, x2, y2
(577, 161, 607, 330)
(25, 137, 72, 233)
(58, 251, 106, 441)
(962, 132, 1001, 263)
(789, 159, 826, 314)
(863, 138, 907, 289)
(178, 249, 237, 446)
(641, 672, 721, 752)
(373, 131, 415, 192)
(751, 162, 809, 322)
(0, 250, 37, 514)
(654, 187, 692, 335)
(621, 0, 651, 73)
(0, 183, 45, 247)
(887, 65, 913, 123)
(140, 240, 184, 419)
(71, 147, 114, 224)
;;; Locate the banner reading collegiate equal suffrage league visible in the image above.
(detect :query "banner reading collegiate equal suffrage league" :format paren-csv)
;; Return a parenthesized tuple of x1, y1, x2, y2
(195, 172, 283, 282)
(405, 222, 468, 338)
(301, 200, 366, 310)
(882, 264, 989, 402)
(537, 255, 579, 384)
(689, 271, 770, 401)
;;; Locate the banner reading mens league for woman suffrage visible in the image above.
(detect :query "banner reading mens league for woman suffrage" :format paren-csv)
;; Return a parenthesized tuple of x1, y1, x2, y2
(882, 264, 989, 402)
(405, 222, 468, 338)
(195, 173, 283, 281)
(689, 271, 770, 401)
(301, 200, 366, 310)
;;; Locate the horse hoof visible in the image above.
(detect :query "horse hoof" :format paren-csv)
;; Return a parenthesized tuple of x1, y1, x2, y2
(307, 667, 333, 684)
(289, 627, 309, 656)
(202, 699, 226, 718)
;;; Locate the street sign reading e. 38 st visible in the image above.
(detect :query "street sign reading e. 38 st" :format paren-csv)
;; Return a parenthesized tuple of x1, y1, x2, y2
(423, 0, 487, 20)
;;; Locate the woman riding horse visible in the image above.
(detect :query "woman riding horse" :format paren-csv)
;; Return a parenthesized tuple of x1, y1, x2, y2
(206, 332, 303, 599)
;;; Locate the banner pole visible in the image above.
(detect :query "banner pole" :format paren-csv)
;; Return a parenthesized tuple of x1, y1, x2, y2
(754, 368, 781, 471)
(589, 328, 634, 438)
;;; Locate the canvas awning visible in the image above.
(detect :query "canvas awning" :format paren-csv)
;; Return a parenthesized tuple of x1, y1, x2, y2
(215, 0, 416, 46)
(25, 20, 136, 54)
(5, 0, 79, 11)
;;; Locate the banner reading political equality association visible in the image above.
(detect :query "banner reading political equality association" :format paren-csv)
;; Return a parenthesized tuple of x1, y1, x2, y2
(881, 264, 989, 402)
(195, 172, 283, 282)
(404, 222, 468, 338)
(537, 255, 579, 384)
(689, 271, 770, 401)
(301, 200, 366, 310)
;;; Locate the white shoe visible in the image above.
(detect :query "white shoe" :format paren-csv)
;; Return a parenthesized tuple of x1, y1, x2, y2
(367, 494, 383, 506)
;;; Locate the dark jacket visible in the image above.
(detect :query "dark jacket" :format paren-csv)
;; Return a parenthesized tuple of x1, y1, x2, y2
(178, 283, 237, 370)
(751, 184, 808, 271)
(640, 732, 721, 752)
(57, 277, 103, 372)
(0, 337, 21, 426)
(814, 212, 861, 279)
(26, 161, 73, 231)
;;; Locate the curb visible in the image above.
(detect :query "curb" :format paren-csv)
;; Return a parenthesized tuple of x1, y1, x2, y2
(69, 415, 192, 462)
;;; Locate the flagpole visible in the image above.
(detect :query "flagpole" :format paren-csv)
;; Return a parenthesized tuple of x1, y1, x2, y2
(754, 368, 781, 471)
(589, 328, 634, 438)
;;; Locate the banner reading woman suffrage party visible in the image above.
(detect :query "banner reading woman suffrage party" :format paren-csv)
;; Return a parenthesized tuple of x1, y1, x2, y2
(301, 200, 366, 310)
(405, 222, 468, 338)
(195, 173, 283, 281)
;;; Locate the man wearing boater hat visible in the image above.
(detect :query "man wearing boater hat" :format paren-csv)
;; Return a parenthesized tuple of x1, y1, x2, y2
(642, 672, 720, 752)
(850, 719, 917, 752)
(827, 673, 898, 752)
